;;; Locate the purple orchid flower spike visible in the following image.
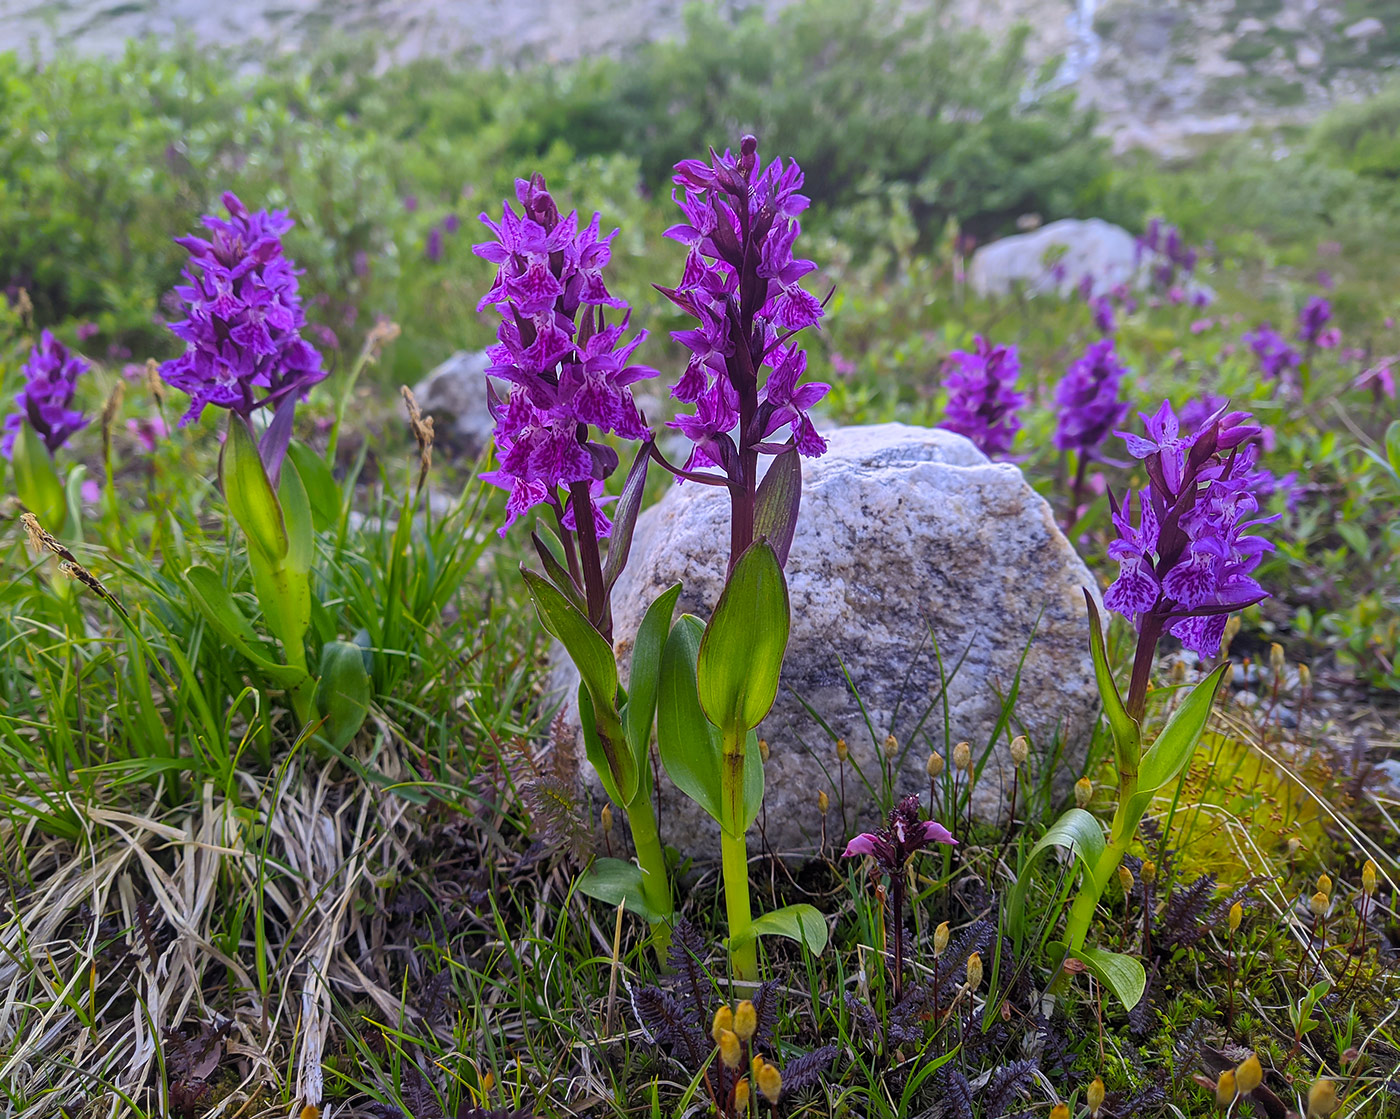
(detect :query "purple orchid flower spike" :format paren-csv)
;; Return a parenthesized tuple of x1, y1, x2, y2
(940, 335, 1026, 457)
(842, 794, 957, 873)
(2, 330, 90, 459)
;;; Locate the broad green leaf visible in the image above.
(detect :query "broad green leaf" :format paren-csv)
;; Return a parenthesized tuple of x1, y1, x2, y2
(221, 413, 288, 563)
(1137, 662, 1228, 795)
(522, 567, 618, 709)
(624, 583, 682, 760)
(184, 565, 305, 687)
(531, 531, 587, 615)
(314, 639, 373, 750)
(13, 422, 67, 533)
(1069, 945, 1147, 1010)
(657, 615, 724, 824)
(1007, 808, 1106, 942)
(752, 447, 802, 567)
(1083, 591, 1140, 770)
(278, 452, 314, 576)
(741, 903, 829, 955)
(576, 856, 663, 922)
(577, 684, 636, 807)
(286, 441, 341, 531)
(247, 542, 310, 659)
(1386, 420, 1400, 479)
(697, 540, 790, 734)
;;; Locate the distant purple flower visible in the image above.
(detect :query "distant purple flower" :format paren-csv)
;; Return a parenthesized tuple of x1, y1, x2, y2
(442, 213, 461, 234)
(1105, 401, 1276, 658)
(1298, 296, 1332, 346)
(1078, 272, 1095, 301)
(661, 137, 830, 471)
(403, 194, 419, 212)
(1316, 268, 1334, 291)
(425, 225, 444, 262)
(2, 329, 90, 458)
(1191, 290, 1213, 309)
(843, 794, 956, 873)
(76, 321, 100, 342)
(127, 414, 169, 454)
(1317, 327, 1341, 350)
(159, 192, 325, 426)
(1091, 296, 1115, 334)
(1190, 318, 1214, 335)
(474, 174, 656, 534)
(1055, 339, 1130, 455)
(1244, 324, 1300, 381)
(940, 336, 1025, 457)
(1355, 360, 1396, 400)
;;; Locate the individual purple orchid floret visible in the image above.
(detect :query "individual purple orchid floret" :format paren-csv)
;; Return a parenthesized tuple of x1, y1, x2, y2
(842, 794, 956, 874)
(159, 192, 325, 426)
(1054, 338, 1131, 456)
(661, 136, 830, 477)
(474, 173, 656, 536)
(1, 330, 90, 459)
(1091, 295, 1115, 334)
(1298, 295, 1332, 347)
(1243, 323, 1301, 381)
(1104, 400, 1277, 661)
(940, 336, 1026, 457)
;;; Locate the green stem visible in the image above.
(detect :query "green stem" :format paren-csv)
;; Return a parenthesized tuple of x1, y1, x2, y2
(625, 781, 674, 958)
(720, 724, 757, 981)
(1058, 786, 1138, 980)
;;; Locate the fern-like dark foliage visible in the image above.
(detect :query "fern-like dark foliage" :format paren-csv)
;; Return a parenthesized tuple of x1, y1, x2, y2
(520, 774, 592, 860)
(750, 980, 780, 1050)
(631, 983, 709, 1071)
(401, 1059, 445, 1119)
(1126, 966, 1156, 1038)
(933, 917, 996, 1011)
(940, 1068, 976, 1119)
(666, 917, 714, 1033)
(983, 1058, 1038, 1117)
(779, 1044, 837, 1101)
(1159, 873, 1218, 950)
(1033, 1013, 1078, 1085)
(457, 1109, 539, 1119)
(1170, 1016, 1210, 1080)
(843, 988, 884, 1049)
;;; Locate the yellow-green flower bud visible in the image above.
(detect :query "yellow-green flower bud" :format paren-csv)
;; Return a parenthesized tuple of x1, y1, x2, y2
(836, 738, 849, 762)
(884, 733, 898, 757)
(1140, 859, 1156, 886)
(601, 804, 613, 834)
(1270, 642, 1285, 677)
(1216, 1069, 1237, 1107)
(1307, 1078, 1339, 1117)
(818, 789, 830, 815)
(1087, 1077, 1105, 1117)
(1309, 891, 1329, 917)
(1298, 663, 1311, 690)
(733, 1077, 750, 1111)
(1235, 1054, 1263, 1095)
(1287, 836, 1301, 857)
(711, 1005, 733, 1043)
(1228, 902, 1242, 933)
(1010, 735, 1029, 766)
(927, 752, 945, 779)
(952, 741, 972, 773)
(734, 1000, 757, 1042)
(1362, 859, 1377, 896)
(718, 1028, 742, 1070)
(1317, 874, 1332, 897)
(934, 921, 950, 956)
(1118, 866, 1134, 894)
(757, 1060, 783, 1102)
(965, 952, 982, 991)
(1075, 777, 1093, 808)
(759, 738, 770, 763)
(1050, 1106, 1069, 1119)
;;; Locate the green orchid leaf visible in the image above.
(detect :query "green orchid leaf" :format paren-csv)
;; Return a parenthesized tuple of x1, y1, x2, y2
(697, 539, 790, 734)
(624, 583, 682, 761)
(1007, 808, 1106, 943)
(278, 451, 314, 576)
(220, 413, 288, 563)
(314, 639, 374, 750)
(740, 903, 829, 955)
(286, 441, 341, 532)
(577, 683, 635, 807)
(752, 447, 802, 567)
(13, 422, 67, 533)
(531, 531, 587, 615)
(1137, 661, 1228, 796)
(183, 565, 305, 687)
(657, 614, 724, 825)
(1083, 590, 1140, 771)
(576, 857, 663, 923)
(1386, 420, 1400, 479)
(522, 567, 618, 709)
(1069, 944, 1147, 1010)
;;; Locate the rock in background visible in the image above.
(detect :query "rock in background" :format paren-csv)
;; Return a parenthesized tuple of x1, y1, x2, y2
(412, 350, 500, 459)
(554, 423, 1102, 861)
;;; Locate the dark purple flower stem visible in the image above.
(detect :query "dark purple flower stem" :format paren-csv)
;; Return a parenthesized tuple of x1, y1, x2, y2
(569, 477, 608, 633)
(1125, 613, 1166, 723)
(890, 866, 906, 1004)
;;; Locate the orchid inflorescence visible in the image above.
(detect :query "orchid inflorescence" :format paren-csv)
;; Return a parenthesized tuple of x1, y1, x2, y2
(2, 330, 90, 460)
(940, 335, 1025, 457)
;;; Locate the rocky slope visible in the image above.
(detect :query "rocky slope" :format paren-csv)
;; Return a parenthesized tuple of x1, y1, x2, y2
(1, 0, 1395, 154)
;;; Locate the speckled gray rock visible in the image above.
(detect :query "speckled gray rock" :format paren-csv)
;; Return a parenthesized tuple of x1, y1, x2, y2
(555, 422, 1101, 861)
(969, 218, 1141, 299)
(412, 351, 503, 458)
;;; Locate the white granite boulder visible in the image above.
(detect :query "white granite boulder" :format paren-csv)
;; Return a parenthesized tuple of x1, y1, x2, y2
(412, 350, 502, 458)
(555, 422, 1102, 860)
